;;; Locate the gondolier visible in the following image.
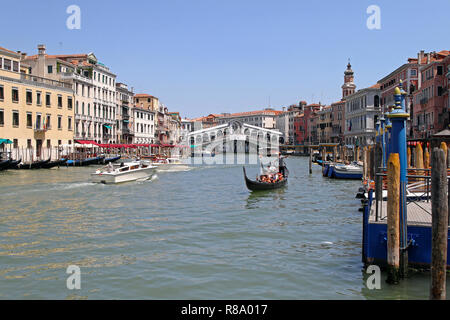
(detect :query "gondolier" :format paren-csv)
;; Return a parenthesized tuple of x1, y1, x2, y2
(278, 153, 288, 177)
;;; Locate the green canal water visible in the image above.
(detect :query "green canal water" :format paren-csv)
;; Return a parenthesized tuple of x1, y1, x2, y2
(0, 157, 447, 299)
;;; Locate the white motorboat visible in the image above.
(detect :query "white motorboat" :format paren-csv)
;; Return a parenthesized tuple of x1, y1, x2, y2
(151, 157, 190, 171)
(91, 161, 156, 184)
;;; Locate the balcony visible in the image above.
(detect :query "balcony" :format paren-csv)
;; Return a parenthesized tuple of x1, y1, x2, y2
(420, 97, 428, 105)
(34, 125, 48, 133)
(18, 73, 72, 90)
(60, 72, 93, 85)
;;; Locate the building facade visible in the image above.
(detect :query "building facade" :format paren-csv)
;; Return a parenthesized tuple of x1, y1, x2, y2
(316, 106, 333, 144)
(23, 45, 118, 144)
(0, 46, 74, 157)
(132, 105, 155, 144)
(116, 82, 134, 144)
(218, 109, 282, 130)
(344, 84, 381, 146)
(412, 50, 450, 139)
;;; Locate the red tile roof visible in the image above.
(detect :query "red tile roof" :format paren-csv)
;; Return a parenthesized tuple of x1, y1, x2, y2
(135, 94, 155, 98)
(25, 53, 88, 60)
(0, 46, 19, 55)
(223, 109, 283, 117)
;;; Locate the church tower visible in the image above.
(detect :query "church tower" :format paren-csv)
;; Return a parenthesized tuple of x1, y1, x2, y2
(341, 59, 356, 99)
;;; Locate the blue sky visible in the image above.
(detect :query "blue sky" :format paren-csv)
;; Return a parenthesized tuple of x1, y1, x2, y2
(1, 0, 449, 118)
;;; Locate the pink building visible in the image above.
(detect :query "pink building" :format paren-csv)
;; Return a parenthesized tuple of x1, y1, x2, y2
(412, 50, 450, 139)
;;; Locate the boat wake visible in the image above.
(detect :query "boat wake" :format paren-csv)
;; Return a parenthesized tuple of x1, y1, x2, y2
(156, 166, 192, 173)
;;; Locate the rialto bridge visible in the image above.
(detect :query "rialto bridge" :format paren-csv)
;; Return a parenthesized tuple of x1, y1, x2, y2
(182, 120, 282, 157)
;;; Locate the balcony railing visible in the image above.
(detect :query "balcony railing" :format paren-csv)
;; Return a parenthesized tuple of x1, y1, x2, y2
(20, 73, 72, 89)
(34, 125, 48, 133)
(60, 72, 93, 84)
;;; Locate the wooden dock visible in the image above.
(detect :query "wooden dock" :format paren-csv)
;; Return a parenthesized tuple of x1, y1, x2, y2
(370, 200, 432, 226)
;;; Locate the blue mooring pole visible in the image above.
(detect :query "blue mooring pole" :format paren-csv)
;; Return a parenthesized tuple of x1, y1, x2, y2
(387, 80, 409, 277)
(380, 115, 386, 169)
(385, 111, 392, 166)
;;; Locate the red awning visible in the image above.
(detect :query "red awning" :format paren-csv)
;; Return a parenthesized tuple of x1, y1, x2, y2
(75, 140, 99, 145)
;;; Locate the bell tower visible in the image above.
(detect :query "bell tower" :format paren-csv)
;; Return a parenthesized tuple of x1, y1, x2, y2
(341, 59, 356, 99)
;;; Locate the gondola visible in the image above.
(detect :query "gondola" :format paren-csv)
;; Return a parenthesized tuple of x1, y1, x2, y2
(0, 159, 11, 171)
(41, 158, 68, 169)
(66, 156, 103, 166)
(7, 159, 21, 170)
(243, 167, 287, 191)
(17, 158, 51, 169)
(103, 155, 121, 164)
(92, 156, 106, 165)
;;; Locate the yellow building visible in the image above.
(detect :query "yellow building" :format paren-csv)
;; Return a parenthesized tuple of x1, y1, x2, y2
(0, 46, 74, 161)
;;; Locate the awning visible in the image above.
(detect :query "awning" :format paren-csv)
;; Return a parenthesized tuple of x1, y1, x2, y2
(0, 139, 13, 145)
(97, 143, 136, 149)
(103, 125, 112, 129)
(75, 140, 98, 145)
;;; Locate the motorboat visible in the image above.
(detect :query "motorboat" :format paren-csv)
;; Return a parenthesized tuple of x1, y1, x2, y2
(91, 161, 157, 184)
(333, 163, 363, 179)
(151, 157, 189, 171)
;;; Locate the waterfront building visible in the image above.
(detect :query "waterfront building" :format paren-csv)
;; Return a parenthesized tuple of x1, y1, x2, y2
(316, 106, 333, 144)
(167, 112, 182, 145)
(411, 50, 450, 139)
(116, 82, 134, 144)
(156, 103, 170, 144)
(377, 52, 424, 138)
(304, 103, 322, 145)
(293, 114, 306, 145)
(132, 104, 155, 144)
(330, 100, 345, 144)
(0, 46, 74, 156)
(217, 108, 282, 130)
(344, 84, 381, 146)
(181, 118, 195, 136)
(23, 45, 118, 144)
(134, 93, 160, 143)
(276, 103, 304, 144)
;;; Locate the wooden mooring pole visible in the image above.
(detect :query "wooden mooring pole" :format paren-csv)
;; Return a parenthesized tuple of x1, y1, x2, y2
(430, 147, 448, 300)
(309, 147, 312, 174)
(387, 153, 400, 284)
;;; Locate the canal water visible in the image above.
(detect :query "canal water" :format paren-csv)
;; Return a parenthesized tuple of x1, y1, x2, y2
(0, 157, 447, 299)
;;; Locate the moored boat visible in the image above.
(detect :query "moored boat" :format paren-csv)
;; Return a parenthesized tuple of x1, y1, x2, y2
(0, 159, 11, 171)
(17, 158, 51, 169)
(333, 163, 363, 179)
(91, 161, 156, 184)
(243, 167, 287, 191)
(7, 159, 21, 170)
(66, 156, 104, 166)
(41, 159, 68, 169)
(103, 155, 121, 164)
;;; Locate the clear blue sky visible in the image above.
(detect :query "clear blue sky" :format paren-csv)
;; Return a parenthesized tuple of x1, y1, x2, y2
(1, 0, 449, 118)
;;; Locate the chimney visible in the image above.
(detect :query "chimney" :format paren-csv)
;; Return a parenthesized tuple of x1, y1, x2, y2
(21, 52, 27, 59)
(38, 44, 46, 56)
(426, 52, 431, 64)
(418, 50, 425, 65)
